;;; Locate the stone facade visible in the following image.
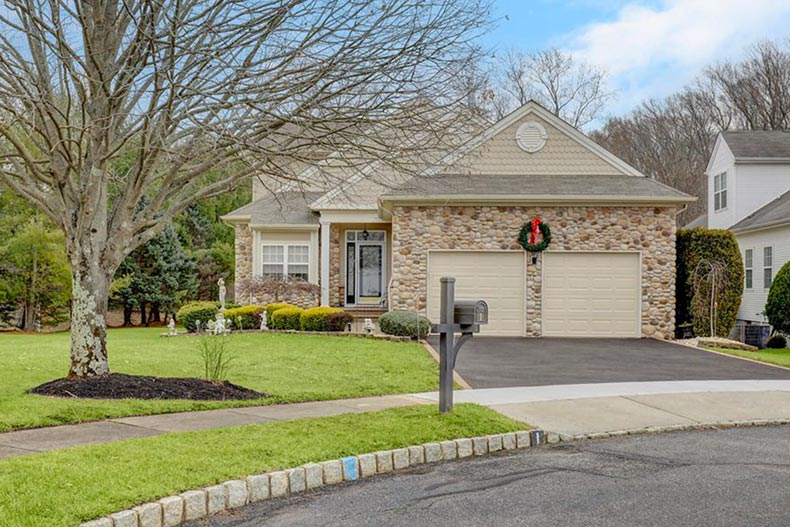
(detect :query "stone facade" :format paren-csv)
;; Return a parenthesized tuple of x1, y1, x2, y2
(234, 224, 253, 301)
(390, 205, 678, 339)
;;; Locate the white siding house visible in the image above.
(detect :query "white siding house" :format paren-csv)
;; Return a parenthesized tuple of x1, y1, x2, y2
(698, 131, 790, 324)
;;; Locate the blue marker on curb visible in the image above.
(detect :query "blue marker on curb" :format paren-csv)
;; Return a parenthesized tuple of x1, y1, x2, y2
(342, 457, 359, 480)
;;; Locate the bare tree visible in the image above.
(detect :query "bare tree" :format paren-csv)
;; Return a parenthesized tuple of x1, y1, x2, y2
(0, 0, 492, 377)
(494, 48, 616, 128)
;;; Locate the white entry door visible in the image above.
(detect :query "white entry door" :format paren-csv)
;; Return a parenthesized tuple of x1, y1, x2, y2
(542, 252, 641, 337)
(427, 251, 526, 336)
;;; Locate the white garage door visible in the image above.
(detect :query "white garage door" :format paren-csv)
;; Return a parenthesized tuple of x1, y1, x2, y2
(542, 252, 640, 337)
(427, 251, 525, 336)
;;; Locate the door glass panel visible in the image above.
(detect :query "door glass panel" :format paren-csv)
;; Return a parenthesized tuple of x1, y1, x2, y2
(359, 245, 382, 297)
(346, 243, 356, 304)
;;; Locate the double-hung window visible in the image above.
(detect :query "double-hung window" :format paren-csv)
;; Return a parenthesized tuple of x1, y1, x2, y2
(262, 244, 310, 281)
(744, 249, 753, 289)
(764, 246, 773, 289)
(713, 172, 727, 211)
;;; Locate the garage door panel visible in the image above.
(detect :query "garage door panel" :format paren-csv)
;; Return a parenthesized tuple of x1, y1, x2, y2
(543, 252, 640, 338)
(427, 251, 525, 336)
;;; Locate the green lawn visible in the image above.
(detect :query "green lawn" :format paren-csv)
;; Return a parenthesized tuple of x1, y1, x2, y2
(0, 328, 440, 432)
(707, 346, 790, 368)
(0, 404, 525, 527)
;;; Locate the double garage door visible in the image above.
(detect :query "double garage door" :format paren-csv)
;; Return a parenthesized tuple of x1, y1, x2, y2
(427, 251, 640, 337)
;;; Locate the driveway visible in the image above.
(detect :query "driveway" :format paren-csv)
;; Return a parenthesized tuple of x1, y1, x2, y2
(426, 337, 790, 388)
(187, 426, 790, 527)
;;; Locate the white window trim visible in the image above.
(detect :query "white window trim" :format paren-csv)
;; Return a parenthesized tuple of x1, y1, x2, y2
(344, 229, 387, 307)
(764, 246, 773, 289)
(713, 172, 728, 212)
(744, 249, 753, 290)
(261, 243, 311, 281)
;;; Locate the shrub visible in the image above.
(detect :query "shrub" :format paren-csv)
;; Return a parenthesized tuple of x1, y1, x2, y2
(379, 310, 431, 338)
(197, 334, 234, 381)
(266, 302, 297, 321)
(270, 306, 305, 330)
(676, 229, 744, 337)
(300, 306, 345, 331)
(766, 261, 790, 335)
(766, 334, 787, 349)
(327, 311, 354, 332)
(223, 305, 265, 330)
(177, 301, 219, 332)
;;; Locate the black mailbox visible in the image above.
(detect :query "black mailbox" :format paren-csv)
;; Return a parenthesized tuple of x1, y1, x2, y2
(454, 300, 489, 326)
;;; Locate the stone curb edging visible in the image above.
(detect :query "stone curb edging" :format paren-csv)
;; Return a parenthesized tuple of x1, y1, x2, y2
(160, 329, 414, 342)
(77, 429, 547, 527)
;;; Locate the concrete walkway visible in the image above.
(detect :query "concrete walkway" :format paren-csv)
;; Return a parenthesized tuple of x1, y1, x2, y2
(0, 395, 428, 460)
(413, 380, 790, 437)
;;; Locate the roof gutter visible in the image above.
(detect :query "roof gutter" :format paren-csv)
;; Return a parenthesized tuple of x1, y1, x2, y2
(736, 157, 790, 164)
(380, 194, 697, 205)
(219, 214, 251, 224)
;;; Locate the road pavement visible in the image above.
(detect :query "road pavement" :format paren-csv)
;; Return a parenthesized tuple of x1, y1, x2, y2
(187, 425, 790, 527)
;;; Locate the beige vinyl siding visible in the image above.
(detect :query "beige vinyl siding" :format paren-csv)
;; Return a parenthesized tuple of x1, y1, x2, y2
(427, 251, 526, 336)
(542, 252, 641, 337)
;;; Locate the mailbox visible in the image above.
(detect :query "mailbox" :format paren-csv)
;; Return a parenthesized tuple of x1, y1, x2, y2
(454, 300, 488, 327)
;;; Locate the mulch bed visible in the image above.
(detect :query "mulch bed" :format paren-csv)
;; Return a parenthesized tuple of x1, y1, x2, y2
(30, 373, 268, 401)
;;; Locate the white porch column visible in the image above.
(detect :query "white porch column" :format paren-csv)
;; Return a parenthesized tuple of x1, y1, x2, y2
(320, 221, 331, 306)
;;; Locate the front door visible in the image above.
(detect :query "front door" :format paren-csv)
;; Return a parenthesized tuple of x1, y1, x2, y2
(346, 230, 386, 306)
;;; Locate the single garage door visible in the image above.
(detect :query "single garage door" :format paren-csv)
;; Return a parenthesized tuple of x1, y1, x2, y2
(542, 252, 640, 337)
(427, 251, 525, 336)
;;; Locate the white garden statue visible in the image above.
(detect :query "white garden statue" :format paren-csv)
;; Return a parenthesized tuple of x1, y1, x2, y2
(168, 318, 177, 336)
(218, 278, 227, 310)
(214, 312, 227, 335)
(260, 311, 268, 331)
(363, 318, 375, 334)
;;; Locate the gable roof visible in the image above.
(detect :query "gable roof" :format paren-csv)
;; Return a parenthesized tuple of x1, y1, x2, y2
(721, 131, 790, 159)
(222, 191, 322, 226)
(731, 188, 790, 233)
(433, 100, 649, 179)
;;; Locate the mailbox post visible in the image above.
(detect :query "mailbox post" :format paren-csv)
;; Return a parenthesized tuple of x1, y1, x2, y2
(431, 277, 488, 413)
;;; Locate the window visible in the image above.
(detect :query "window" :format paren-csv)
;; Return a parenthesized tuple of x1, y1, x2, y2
(713, 172, 728, 211)
(744, 249, 753, 289)
(764, 246, 773, 289)
(262, 244, 310, 281)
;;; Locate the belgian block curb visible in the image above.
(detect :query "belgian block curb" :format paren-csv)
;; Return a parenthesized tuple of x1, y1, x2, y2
(77, 430, 543, 527)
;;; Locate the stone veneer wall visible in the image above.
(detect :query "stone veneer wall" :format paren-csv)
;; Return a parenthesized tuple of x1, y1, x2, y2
(234, 224, 253, 302)
(328, 224, 342, 306)
(390, 205, 677, 339)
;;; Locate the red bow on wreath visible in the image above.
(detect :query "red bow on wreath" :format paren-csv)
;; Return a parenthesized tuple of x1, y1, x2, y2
(529, 217, 543, 245)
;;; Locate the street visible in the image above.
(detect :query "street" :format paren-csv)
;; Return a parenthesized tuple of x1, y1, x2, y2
(188, 425, 790, 527)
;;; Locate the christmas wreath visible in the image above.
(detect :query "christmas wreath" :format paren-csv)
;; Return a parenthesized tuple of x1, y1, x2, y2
(518, 217, 551, 253)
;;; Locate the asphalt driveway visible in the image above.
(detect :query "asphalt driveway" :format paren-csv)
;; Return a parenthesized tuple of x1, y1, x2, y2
(426, 337, 790, 388)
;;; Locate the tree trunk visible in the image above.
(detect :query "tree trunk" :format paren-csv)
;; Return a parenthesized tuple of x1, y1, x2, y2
(68, 264, 111, 377)
(140, 303, 148, 327)
(151, 304, 161, 323)
(123, 304, 133, 326)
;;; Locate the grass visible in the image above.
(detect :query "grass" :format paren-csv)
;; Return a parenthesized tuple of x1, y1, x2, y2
(0, 327, 440, 432)
(707, 346, 790, 368)
(0, 404, 526, 527)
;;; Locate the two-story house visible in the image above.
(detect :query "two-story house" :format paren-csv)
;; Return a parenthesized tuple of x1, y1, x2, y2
(699, 131, 790, 326)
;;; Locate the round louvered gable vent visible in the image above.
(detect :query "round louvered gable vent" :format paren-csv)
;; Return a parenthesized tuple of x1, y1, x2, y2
(515, 121, 547, 153)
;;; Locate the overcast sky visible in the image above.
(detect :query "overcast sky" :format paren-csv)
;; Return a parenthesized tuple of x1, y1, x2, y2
(488, 0, 790, 118)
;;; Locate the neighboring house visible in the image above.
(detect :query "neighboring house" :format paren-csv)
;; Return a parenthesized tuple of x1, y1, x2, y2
(697, 131, 790, 325)
(223, 101, 694, 339)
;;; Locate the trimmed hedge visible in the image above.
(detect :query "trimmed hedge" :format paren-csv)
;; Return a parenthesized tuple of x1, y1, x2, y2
(300, 307, 345, 332)
(766, 261, 790, 334)
(270, 306, 305, 330)
(766, 334, 787, 349)
(177, 301, 219, 332)
(379, 310, 431, 338)
(266, 303, 297, 321)
(327, 311, 354, 332)
(223, 305, 265, 330)
(676, 229, 744, 338)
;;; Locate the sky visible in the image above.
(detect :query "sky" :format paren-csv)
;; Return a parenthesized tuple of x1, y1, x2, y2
(487, 0, 790, 118)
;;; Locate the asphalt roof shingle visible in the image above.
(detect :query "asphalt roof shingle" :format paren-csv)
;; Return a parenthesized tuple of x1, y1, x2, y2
(382, 174, 692, 200)
(731, 189, 790, 232)
(225, 191, 322, 225)
(722, 131, 790, 158)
